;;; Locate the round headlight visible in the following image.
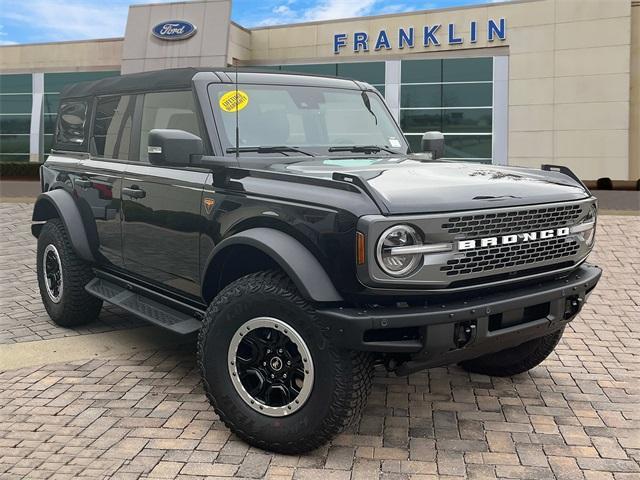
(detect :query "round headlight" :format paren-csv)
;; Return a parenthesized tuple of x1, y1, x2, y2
(376, 225, 423, 277)
(570, 204, 597, 247)
(582, 205, 597, 247)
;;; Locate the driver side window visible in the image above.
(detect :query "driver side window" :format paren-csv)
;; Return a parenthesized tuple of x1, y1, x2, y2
(139, 91, 202, 162)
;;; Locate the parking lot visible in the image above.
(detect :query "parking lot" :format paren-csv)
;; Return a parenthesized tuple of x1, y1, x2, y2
(0, 201, 638, 480)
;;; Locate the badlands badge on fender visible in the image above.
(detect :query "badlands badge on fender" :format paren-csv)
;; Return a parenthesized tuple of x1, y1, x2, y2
(219, 90, 249, 113)
(203, 197, 215, 215)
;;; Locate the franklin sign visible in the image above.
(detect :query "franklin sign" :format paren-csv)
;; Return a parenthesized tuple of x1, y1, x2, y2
(333, 18, 506, 54)
(458, 227, 570, 252)
(152, 21, 197, 41)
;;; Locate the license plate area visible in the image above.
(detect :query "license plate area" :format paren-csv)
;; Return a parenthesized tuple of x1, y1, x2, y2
(488, 302, 550, 331)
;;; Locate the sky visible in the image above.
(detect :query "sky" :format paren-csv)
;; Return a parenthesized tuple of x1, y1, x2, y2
(0, 0, 505, 46)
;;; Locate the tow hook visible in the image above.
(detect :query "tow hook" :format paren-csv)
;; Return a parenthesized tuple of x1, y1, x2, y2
(454, 321, 477, 348)
(564, 295, 583, 319)
(384, 358, 399, 372)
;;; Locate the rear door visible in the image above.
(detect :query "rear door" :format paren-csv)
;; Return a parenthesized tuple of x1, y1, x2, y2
(73, 94, 135, 267)
(121, 90, 208, 297)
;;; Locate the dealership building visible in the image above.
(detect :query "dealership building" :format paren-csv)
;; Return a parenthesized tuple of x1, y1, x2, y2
(0, 0, 638, 181)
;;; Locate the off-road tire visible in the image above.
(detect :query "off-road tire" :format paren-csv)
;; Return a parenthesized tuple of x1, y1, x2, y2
(198, 270, 374, 454)
(459, 327, 565, 377)
(37, 218, 102, 327)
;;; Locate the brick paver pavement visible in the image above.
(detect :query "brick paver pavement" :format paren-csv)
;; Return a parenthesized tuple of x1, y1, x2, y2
(0, 203, 143, 344)
(0, 202, 638, 479)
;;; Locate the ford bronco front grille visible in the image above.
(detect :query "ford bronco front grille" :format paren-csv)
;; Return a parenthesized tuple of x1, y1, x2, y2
(359, 198, 596, 289)
(441, 236, 581, 277)
(441, 204, 582, 238)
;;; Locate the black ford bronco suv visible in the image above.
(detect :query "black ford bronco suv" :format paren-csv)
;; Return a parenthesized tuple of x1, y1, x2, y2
(32, 68, 601, 453)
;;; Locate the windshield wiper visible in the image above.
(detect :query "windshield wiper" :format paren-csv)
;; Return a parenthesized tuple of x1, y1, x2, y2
(328, 145, 397, 154)
(226, 146, 315, 157)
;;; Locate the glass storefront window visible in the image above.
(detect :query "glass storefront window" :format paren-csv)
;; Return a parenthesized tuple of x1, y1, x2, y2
(400, 57, 494, 161)
(0, 74, 32, 160)
(0, 115, 31, 135)
(400, 79, 492, 109)
(443, 108, 492, 133)
(0, 71, 120, 162)
(0, 95, 32, 115)
(401, 59, 441, 83)
(337, 62, 385, 85)
(269, 62, 385, 90)
(44, 94, 60, 114)
(405, 134, 491, 161)
(0, 135, 30, 154)
(400, 110, 442, 133)
(401, 108, 493, 134)
(0, 153, 30, 162)
(0, 74, 32, 94)
(443, 58, 493, 82)
(280, 64, 336, 76)
(443, 83, 492, 107)
(44, 71, 119, 93)
(401, 84, 441, 108)
(444, 135, 492, 159)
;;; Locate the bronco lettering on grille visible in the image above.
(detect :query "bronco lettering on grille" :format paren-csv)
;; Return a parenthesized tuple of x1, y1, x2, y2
(458, 227, 570, 251)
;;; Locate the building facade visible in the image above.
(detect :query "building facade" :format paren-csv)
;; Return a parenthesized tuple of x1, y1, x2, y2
(0, 0, 638, 181)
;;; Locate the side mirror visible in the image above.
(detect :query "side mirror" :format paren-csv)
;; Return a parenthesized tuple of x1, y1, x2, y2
(148, 129, 204, 166)
(421, 131, 444, 160)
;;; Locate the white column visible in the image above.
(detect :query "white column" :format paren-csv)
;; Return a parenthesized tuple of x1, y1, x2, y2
(30, 73, 44, 163)
(492, 56, 509, 166)
(384, 60, 401, 122)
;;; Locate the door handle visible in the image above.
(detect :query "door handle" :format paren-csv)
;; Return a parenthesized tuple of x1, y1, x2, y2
(75, 178, 92, 188)
(122, 186, 146, 199)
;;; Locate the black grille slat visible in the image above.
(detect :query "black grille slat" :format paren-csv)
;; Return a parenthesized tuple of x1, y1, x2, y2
(441, 204, 582, 237)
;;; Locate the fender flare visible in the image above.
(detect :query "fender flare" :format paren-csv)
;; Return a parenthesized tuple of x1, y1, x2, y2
(205, 228, 344, 303)
(32, 189, 96, 263)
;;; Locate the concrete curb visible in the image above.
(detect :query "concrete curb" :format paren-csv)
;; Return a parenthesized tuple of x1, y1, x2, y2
(0, 326, 192, 372)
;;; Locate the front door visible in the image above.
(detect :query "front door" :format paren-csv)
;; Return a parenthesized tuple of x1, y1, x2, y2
(121, 90, 208, 297)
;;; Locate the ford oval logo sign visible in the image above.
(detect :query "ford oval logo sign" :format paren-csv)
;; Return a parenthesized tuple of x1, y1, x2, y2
(152, 21, 197, 41)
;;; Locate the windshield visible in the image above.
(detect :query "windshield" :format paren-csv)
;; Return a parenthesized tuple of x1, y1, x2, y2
(208, 83, 409, 156)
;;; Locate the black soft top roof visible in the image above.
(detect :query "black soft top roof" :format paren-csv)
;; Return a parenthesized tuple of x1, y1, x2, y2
(60, 67, 364, 100)
(60, 68, 206, 99)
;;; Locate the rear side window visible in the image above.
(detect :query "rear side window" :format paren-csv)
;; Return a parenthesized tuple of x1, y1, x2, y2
(92, 95, 135, 160)
(55, 101, 88, 148)
(139, 91, 202, 162)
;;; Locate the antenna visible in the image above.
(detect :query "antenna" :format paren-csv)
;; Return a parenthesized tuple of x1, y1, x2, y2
(235, 60, 239, 159)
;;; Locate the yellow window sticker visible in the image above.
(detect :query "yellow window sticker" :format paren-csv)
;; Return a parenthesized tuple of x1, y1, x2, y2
(219, 90, 249, 113)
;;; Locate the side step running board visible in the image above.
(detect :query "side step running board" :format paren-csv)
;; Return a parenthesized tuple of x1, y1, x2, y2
(85, 278, 202, 334)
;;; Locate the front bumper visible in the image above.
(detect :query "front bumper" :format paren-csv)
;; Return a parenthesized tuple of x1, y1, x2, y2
(317, 264, 601, 374)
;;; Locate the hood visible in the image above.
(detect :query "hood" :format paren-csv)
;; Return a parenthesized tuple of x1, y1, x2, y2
(273, 157, 590, 214)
